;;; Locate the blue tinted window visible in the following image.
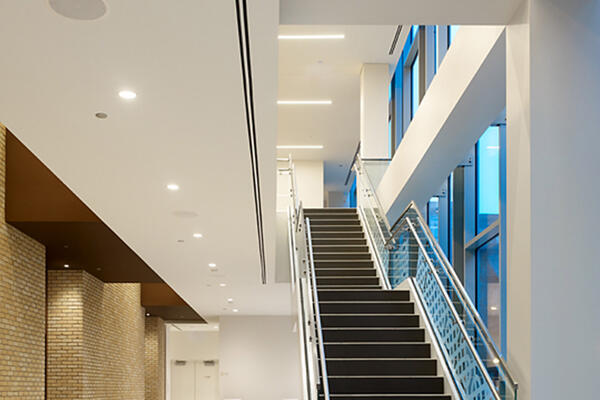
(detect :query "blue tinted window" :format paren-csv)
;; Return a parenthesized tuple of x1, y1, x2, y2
(411, 54, 419, 119)
(411, 25, 419, 42)
(427, 197, 439, 241)
(477, 126, 500, 232)
(449, 25, 460, 46)
(476, 236, 501, 346)
(433, 26, 438, 73)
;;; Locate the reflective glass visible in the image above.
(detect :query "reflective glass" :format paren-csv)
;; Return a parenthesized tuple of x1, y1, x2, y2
(476, 126, 500, 233)
(427, 197, 439, 241)
(449, 25, 460, 46)
(411, 54, 419, 118)
(476, 236, 501, 346)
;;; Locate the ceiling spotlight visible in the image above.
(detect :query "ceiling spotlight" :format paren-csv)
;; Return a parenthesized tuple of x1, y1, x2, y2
(278, 34, 345, 40)
(208, 263, 217, 268)
(232, 309, 239, 313)
(167, 183, 180, 191)
(277, 145, 324, 149)
(118, 90, 137, 100)
(193, 233, 203, 238)
(219, 283, 227, 287)
(64, 264, 70, 268)
(277, 100, 332, 105)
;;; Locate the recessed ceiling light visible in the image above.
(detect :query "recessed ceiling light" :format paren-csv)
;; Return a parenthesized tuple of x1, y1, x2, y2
(277, 100, 332, 105)
(490, 306, 498, 311)
(64, 264, 70, 268)
(219, 283, 227, 287)
(232, 309, 239, 313)
(193, 233, 203, 238)
(208, 263, 217, 268)
(95, 112, 108, 119)
(277, 145, 324, 149)
(278, 34, 345, 40)
(227, 298, 234, 303)
(118, 90, 137, 100)
(177, 239, 185, 243)
(146, 313, 150, 317)
(167, 183, 180, 191)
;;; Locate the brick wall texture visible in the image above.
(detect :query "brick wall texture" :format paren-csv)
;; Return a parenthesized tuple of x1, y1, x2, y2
(47, 270, 145, 399)
(0, 124, 46, 399)
(145, 316, 166, 400)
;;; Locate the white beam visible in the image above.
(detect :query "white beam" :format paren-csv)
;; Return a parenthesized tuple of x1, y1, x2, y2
(377, 26, 506, 221)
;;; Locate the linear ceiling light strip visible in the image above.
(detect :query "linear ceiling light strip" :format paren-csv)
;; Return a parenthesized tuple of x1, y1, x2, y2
(235, 0, 267, 284)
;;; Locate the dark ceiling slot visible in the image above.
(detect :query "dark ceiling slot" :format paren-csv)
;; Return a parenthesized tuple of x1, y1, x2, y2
(388, 25, 403, 55)
(235, 0, 267, 284)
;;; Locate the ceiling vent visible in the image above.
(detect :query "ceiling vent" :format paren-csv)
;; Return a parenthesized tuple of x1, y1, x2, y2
(49, 0, 107, 20)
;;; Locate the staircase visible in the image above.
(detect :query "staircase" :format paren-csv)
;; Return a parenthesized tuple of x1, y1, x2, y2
(305, 207, 451, 400)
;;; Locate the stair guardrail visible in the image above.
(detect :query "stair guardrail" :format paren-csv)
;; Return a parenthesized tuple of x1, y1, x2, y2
(353, 156, 518, 400)
(282, 158, 330, 400)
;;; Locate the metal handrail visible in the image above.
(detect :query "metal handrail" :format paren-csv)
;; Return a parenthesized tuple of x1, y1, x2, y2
(389, 201, 518, 392)
(305, 218, 331, 400)
(405, 218, 500, 400)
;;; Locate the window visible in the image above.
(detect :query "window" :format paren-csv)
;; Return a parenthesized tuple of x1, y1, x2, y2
(427, 197, 440, 241)
(448, 25, 460, 46)
(476, 126, 500, 233)
(410, 53, 420, 119)
(476, 236, 501, 346)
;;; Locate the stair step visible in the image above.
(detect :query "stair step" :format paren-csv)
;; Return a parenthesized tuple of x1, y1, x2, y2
(318, 285, 383, 290)
(311, 219, 361, 226)
(312, 225, 363, 232)
(313, 245, 369, 253)
(307, 214, 359, 220)
(321, 314, 419, 328)
(319, 302, 414, 314)
(326, 358, 437, 376)
(314, 253, 372, 260)
(315, 260, 373, 267)
(304, 208, 357, 214)
(312, 232, 365, 239)
(323, 343, 431, 358)
(316, 269, 377, 277)
(317, 277, 380, 286)
(327, 376, 444, 395)
(318, 290, 410, 301)
(320, 396, 451, 400)
(312, 238, 367, 246)
(322, 328, 425, 342)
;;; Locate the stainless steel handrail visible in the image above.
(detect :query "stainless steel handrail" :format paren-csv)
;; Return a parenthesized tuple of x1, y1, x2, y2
(305, 218, 331, 400)
(389, 201, 518, 392)
(405, 218, 500, 400)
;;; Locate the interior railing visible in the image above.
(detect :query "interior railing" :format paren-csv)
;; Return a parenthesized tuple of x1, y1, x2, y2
(353, 156, 518, 400)
(280, 158, 330, 400)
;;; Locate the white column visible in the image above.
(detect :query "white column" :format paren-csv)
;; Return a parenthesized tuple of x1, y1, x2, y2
(506, 1, 600, 399)
(360, 63, 390, 159)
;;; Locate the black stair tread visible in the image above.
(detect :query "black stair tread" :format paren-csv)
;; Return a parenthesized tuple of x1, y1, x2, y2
(319, 302, 414, 314)
(318, 286, 383, 289)
(315, 260, 374, 266)
(311, 225, 364, 232)
(316, 270, 377, 277)
(314, 253, 373, 260)
(327, 376, 444, 394)
(312, 232, 365, 238)
(320, 395, 451, 400)
(304, 208, 357, 213)
(321, 315, 419, 328)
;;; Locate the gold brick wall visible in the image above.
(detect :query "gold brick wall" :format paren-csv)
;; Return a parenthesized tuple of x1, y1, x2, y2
(145, 316, 166, 400)
(47, 270, 145, 399)
(0, 124, 46, 399)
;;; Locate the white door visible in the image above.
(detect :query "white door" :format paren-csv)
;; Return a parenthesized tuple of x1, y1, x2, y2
(171, 360, 219, 400)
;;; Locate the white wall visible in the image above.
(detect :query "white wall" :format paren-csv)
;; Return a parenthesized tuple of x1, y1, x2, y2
(294, 160, 324, 208)
(506, 1, 600, 399)
(219, 316, 302, 400)
(377, 26, 506, 220)
(360, 64, 390, 159)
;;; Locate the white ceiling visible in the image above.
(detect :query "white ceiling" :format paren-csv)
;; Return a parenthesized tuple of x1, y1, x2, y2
(0, 1, 288, 318)
(278, 25, 400, 192)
